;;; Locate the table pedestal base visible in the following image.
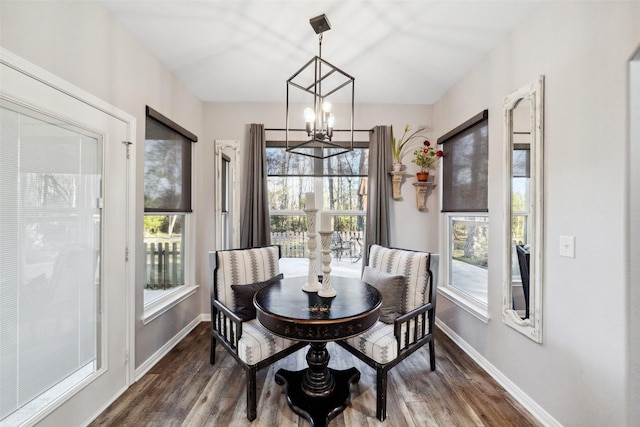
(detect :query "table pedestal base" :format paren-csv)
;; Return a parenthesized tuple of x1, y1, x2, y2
(275, 366, 360, 427)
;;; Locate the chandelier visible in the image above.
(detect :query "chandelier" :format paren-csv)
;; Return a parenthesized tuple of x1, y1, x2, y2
(286, 14, 355, 159)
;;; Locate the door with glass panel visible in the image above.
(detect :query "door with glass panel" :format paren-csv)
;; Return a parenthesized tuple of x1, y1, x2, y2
(0, 58, 131, 426)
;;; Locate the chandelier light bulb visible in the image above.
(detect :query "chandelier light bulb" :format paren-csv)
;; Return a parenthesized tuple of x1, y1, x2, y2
(322, 101, 332, 134)
(304, 107, 315, 135)
(327, 113, 335, 138)
(304, 107, 315, 123)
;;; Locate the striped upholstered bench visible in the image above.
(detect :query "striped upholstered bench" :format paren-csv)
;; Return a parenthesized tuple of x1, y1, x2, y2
(337, 244, 438, 421)
(209, 246, 305, 421)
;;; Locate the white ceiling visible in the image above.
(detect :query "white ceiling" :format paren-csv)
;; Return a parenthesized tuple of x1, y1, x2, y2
(101, 1, 540, 105)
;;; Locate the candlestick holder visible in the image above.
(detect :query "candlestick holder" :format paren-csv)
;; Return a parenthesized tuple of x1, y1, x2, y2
(318, 231, 336, 297)
(302, 208, 321, 292)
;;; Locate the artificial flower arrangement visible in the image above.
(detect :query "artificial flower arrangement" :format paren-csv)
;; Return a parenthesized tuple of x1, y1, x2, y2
(411, 139, 445, 173)
(391, 124, 428, 163)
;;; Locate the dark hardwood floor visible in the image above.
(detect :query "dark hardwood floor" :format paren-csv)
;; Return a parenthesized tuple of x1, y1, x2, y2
(90, 322, 541, 426)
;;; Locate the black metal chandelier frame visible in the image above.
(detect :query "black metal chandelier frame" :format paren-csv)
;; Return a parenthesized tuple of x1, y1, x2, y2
(285, 14, 355, 160)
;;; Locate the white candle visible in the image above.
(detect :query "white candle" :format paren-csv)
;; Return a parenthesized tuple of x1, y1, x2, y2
(305, 192, 315, 210)
(320, 211, 333, 232)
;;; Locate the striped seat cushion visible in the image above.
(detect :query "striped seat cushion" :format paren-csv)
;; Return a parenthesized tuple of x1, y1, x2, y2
(342, 320, 420, 364)
(237, 319, 300, 365)
(215, 246, 280, 311)
(368, 245, 430, 313)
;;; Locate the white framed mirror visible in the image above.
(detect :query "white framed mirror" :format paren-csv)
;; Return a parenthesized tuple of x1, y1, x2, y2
(502, 76, 544, 342)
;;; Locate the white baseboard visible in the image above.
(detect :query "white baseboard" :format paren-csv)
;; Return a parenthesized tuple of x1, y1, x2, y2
(134, 315, 204, 382)
(435, 319, 561, 427)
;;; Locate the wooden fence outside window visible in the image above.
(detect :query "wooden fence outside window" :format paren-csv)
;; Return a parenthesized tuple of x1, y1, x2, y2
(146, 242, 182, 289)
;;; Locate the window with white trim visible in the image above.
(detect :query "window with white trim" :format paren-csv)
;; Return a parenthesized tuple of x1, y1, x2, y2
(143, 106, 197, 306)
(266, 141, 368, 276)
(438, 110, 489, 319)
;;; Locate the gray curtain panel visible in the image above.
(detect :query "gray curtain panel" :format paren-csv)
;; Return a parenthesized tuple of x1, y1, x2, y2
(240, 123, 272, 248)
(364, 125, 391, 265)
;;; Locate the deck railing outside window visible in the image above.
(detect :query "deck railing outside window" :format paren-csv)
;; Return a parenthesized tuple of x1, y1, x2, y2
(271, 230, 364, 259)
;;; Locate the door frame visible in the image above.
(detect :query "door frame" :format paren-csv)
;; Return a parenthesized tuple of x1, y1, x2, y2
(0, 48, 136, 423)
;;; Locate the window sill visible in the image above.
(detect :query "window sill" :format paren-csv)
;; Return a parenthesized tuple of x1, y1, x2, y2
(142, 285, 198, 325)
(438, 286, 490, 324)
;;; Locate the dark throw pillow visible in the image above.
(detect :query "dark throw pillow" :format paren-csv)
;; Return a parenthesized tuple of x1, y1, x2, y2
(362, 266, 405, 324)
(231, 273, 284, 321)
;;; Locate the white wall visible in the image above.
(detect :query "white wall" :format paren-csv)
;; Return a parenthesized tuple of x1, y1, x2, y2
(433, 2, 640, 425)
(0, 1, 205, 369)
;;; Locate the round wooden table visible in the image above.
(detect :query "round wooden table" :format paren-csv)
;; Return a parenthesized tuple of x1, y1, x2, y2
(254, 275, 381, 427)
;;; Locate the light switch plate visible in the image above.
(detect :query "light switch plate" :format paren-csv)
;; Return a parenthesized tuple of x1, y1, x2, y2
(559, 235, 575, 258)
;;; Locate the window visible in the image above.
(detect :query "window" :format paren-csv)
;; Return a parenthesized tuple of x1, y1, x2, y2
(144, 106, 197, 307)
(446, 214, 489, 297)
(220, 154, 231, 249)
(266, 141, 368, 276)
(438, 110, 489, 319)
